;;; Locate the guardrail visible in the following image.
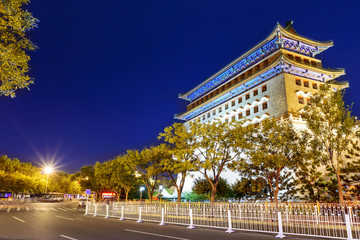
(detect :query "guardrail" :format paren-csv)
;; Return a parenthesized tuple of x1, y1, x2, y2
(85, 202, 360, 239)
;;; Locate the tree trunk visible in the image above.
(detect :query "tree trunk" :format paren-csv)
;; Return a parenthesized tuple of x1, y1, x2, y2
(335, 170, 345, 206)
(148, 188, 152, 203)
(210, 185, 217, 203)
(177, 188, 182, 203)
(274, 191, 278, 204)
(125, 189, 130, 202)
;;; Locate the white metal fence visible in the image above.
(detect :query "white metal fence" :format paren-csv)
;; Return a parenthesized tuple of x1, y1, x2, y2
(85, 202, 360, 239)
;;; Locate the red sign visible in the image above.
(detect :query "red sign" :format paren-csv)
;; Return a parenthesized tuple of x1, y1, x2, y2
(101, 192, 116, 199)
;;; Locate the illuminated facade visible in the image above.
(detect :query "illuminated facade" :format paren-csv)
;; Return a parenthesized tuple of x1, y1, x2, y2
(175, 22, 346, 192)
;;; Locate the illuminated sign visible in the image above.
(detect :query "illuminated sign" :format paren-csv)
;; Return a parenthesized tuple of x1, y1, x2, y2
(101, 192, 116, 199)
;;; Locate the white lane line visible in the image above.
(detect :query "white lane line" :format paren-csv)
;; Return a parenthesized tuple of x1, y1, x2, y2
(60, 235, 78, 240)
(59, 208, 69, 211)
(55, 215, 74, 221)
(63, 207, 73, 211)
(51, 207, 59, 211)
(124, 229, 191, 240)
(12, 216, 25, 223)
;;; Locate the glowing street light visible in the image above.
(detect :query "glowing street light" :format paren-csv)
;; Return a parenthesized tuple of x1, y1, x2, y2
(44, 166, 53, 174)
(44, 166, 53, 193)
(139, 186, 145, 202)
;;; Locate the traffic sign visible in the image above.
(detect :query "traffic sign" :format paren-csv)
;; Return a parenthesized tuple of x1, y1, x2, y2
(85, 189, 91, 195)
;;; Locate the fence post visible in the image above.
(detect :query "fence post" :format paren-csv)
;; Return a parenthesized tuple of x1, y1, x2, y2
(119, 205, 125, 221)
(93, 203, 97, 217)
(84, 201, 89, 215)
(225, 210, 235, 233)
(275, 211, 286, 239)
(285, 205, 289, 223)
(105, 204, 109, 218)
(239, 206, 242, 220)
(345, 214, 353, 240)
(315, 206, 319, 225)
(260, 204, 263, 222)
(203, 204, 206, 218)
(187, 208, 196, 229)
(159, 207, 166, 226)
(348, 206, 353, 226)
(137, 207, 143, 223)
(220, 204, 223, 219)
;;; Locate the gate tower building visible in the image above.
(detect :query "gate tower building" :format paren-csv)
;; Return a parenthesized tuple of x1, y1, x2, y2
(175, 22, 346, 192)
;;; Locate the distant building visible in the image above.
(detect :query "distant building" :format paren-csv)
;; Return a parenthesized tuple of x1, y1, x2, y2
(175, 22, 346, 192)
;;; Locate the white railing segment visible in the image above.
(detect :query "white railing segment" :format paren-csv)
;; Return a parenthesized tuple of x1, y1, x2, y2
(85, 202, 360, 240)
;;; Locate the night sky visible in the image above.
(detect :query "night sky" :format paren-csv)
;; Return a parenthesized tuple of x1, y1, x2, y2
(1, 1, 359, 172)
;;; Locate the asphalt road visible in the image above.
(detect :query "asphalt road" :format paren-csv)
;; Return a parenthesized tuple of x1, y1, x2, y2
(0, 202, 324, 240)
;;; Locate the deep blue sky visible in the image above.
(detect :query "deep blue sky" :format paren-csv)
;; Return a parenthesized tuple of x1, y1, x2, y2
(0, 0, 359, 172)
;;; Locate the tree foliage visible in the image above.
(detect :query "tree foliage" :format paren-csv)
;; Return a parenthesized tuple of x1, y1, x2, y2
(0, 0, 38, 97)
(301, 84, 360, 205)
(191, 120, 252, 202)
(232, 119, 307, 203)
(158, 122, 197, 202)
(193, 177, 233, 200)
(124, 145, 169, 202)
(232, 177, 270, 202)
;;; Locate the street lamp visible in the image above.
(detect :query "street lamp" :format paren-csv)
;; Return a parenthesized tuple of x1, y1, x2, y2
(44, 166, 53, 193)
(159, 185, 164, 202)
(139, 186, 145, 202)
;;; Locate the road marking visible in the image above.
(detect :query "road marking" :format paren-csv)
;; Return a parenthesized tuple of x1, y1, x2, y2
(63, 207, 73, 211)
(60, 235, 78, 240)
(59, 208, 69, 211)
(26, 207, 30, 211)
(51, 207, 59, 211)
(55, 215, 74, 221)
(124, 229, 191, 240)
(12, 216, 25, 223)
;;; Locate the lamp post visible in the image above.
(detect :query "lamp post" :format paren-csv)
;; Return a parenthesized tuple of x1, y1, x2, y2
(44, 166, 53, 193)
(139, 186, 145, 202)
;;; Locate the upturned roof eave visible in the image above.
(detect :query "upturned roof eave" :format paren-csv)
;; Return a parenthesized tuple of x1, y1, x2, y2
(283, 54, 345, 79)
(178, 25, 280, 100)
(277, 23, 334, 48)
(179, 23, 334, 101)
(175, 53, 284, 120)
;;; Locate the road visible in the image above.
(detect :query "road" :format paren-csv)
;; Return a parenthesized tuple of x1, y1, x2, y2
(0, 202, 322, 240)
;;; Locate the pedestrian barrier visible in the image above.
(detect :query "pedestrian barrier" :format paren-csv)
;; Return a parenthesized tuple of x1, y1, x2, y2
(85, 202, 360, 239)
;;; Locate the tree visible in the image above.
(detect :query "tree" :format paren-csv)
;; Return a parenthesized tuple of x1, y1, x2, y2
(158, 122, 197, 202)
(296, 163, 327, 202)
(344, 140, 360, 200)
(233, 118, 308, 204)
(0, 155, 44, 193)
(191, 120, 252, 202)
(75, 165, 101, 197)
(94, 160, 123, 199)
(112, 155, 138, 201)
(232, 177, 269, 202)
(124, 145, 168, 202)
(301, 84, 360, 205)
(0, 0, 38, 97)
(47, 172, 81, 194)
(193, 177, 233, 200)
